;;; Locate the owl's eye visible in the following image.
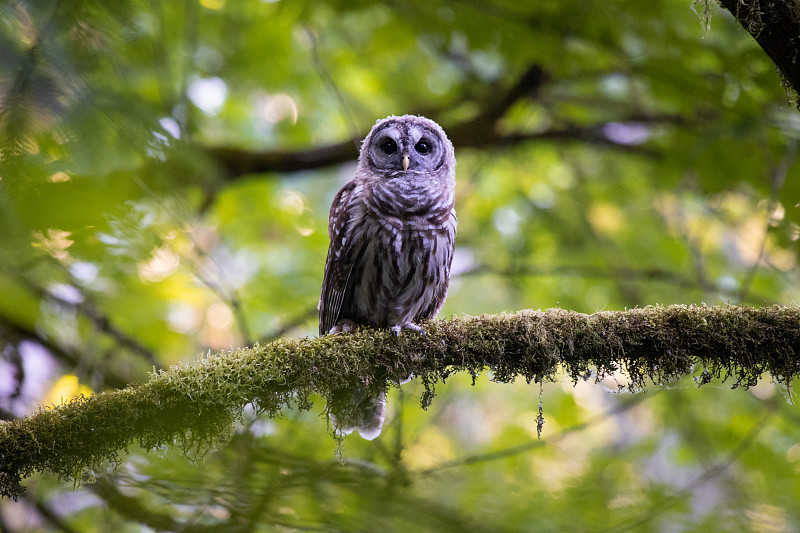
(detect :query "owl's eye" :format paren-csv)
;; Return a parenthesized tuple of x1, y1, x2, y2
(379, 138, 398, 154)
(414, 140, 431, 154)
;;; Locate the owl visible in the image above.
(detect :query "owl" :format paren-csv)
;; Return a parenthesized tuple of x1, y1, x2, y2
(319, 115, 457, 439)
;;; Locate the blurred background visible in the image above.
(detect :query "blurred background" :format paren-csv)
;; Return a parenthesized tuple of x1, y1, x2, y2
(1, 0, 799, 531)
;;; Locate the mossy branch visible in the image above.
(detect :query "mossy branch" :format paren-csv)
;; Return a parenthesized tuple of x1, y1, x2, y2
(2, 304, 799, 499)
(717, 0, 800, 100)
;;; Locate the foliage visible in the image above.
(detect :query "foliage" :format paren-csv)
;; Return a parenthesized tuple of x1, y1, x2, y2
(1, 0, 799, 531)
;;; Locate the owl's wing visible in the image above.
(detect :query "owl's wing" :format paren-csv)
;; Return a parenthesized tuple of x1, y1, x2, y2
(319, 180, 360, 336)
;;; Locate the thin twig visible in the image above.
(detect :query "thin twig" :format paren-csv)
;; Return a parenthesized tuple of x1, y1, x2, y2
(303, 25, 362, 149)
(259, 307, 317, 344)
(5, 267, 159, 368)
(415, 392, 649, 476)
(132, 176, 253, 345)
(738, 139, 797, 301)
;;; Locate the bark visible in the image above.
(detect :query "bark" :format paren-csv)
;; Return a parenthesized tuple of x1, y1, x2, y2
(1, 304, 798, 499)
(717, 0, 800, 98)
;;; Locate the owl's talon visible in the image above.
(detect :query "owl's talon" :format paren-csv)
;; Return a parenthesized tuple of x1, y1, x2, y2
(329, 319, 356, 335)
(391, 323, 426, 337)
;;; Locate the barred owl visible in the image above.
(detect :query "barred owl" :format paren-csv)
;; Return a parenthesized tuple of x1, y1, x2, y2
(319, 115, 457, 439)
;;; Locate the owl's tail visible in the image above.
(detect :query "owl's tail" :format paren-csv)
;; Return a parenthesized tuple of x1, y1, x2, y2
(329, 390, 386, 441)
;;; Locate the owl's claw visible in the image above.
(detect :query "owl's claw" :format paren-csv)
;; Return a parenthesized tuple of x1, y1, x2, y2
(391, 323, 427, 337)
(329, 319, 356, 335)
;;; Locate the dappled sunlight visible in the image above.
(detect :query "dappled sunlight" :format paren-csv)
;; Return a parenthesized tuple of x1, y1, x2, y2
(530, 430, 592, 492)
(138, 245, 181, 283)
(42, 375, 93, 406)
(187, 77, 228, 116)
(31, 229, 73, 263)
(402, 429, 457, 471)
(48, 171, 70, 183)
(588, 202, 625, 236)
(256, 92, 299, 125)
(200, 302, 236, 348)
(167, 302, 202, 335)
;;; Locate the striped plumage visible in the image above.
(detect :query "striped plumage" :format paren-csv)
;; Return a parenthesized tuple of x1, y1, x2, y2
(319, 115, 457, 439)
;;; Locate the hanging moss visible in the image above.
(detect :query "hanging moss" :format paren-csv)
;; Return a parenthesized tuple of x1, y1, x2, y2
(1, 304, 798, 499)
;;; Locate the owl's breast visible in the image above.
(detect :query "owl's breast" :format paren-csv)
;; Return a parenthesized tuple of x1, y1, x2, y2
(346, 209, 455, 327)
(368, 175, 454, 220)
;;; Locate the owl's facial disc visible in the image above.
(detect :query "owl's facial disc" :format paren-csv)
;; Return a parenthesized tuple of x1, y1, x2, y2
(402, 134, 438, 174)
(370, 132, 439, 176)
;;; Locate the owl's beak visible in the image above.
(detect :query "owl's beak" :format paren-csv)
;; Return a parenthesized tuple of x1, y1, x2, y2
(402, 153, 410, 172)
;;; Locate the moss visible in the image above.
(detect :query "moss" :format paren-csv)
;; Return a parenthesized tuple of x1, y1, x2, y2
(717, 0, 800, 104)
(1, 304, 798, 499)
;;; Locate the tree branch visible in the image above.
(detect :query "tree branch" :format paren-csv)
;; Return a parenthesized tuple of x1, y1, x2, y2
(1, 304, 798, 499)
(0, 320, 136, 391)
(7, 270, 160, 369)
(208, 122, 665, 177)
(209, 139, 358, 177)
(717, 0, 800, 98)
(206, 66, 543, 177)
(207, 65, 678, 178)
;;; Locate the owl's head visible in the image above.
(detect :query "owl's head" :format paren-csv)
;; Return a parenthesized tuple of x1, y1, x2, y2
(358, 115, 455, 182)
